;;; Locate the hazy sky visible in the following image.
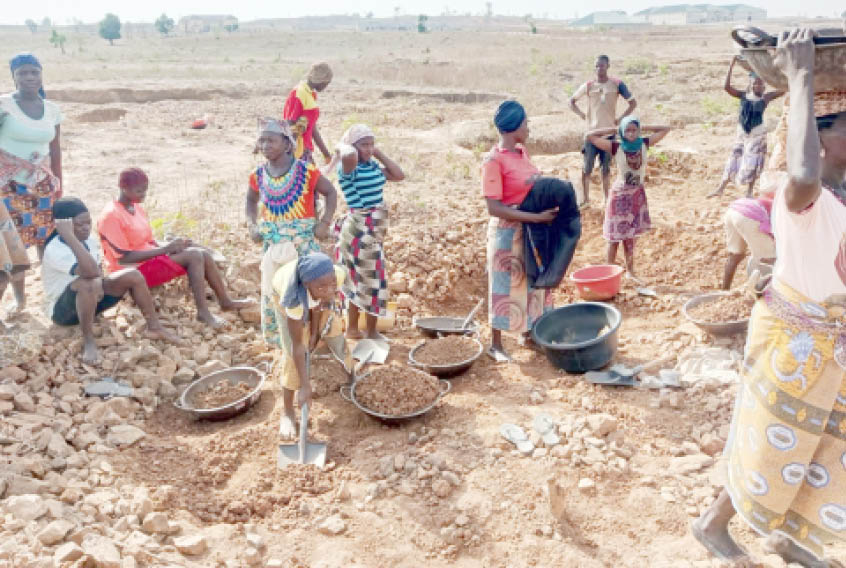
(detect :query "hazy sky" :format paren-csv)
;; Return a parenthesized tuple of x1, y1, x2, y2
(0, 0, 843, 25)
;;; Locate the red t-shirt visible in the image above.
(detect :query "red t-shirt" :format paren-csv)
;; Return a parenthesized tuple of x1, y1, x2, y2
(282, 81, 319, 153)
(481, 145, 540, 206)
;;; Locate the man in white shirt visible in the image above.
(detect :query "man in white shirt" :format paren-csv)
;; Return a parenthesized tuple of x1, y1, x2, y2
(42, 198, 180, 364)
(569, 55, 637, 206)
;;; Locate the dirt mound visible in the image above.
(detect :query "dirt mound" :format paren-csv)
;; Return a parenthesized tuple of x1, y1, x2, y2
(74, 107, 128, 123)
(452, 115, 583, 155)
(382, 89, 505, 104)
(48, 87, 247, 104)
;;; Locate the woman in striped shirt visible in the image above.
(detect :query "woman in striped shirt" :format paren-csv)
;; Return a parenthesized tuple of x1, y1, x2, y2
(335, 124, 404, 339)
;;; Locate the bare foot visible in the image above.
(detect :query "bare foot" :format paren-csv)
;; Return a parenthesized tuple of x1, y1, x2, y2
(279, 412, 297, 439)
(144, 326, 184, 345)
(486, 345, 512, 363)
(346, 328, 364, 340)
(221, 298, 256, 311)
(763, 533, 842, 568)
(690, 517, 747, 561)
(197, 312, 226, 329)
(82, 339, 101, 366)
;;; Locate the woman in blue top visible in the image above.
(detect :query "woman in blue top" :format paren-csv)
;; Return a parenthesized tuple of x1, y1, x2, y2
(335, 124, 404, 339)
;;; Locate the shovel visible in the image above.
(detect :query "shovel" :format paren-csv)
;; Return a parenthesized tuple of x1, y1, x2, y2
(461, 299, 484, 331)
(278, 402, 327, 468)
(585, 355, 676, 387)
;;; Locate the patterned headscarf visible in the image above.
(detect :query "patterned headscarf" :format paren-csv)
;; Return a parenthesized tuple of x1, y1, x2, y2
(341, 123, 375, 147)
(257, 117, 296, 148)
(281, 252, 335, 322)
(618, 116, 643, 153)
(9, 53, 45, 98)
(307, 62, 333, 86)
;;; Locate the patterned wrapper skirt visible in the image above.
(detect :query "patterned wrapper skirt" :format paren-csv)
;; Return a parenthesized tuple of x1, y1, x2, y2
(0, 200, 29, 275)
(1, 175, 60, 249)
(258, 218, 319, 348)
(725, 279, 846, 558)
(603, 182, 651, 242)
(487, 217, 552, 333)
(337, 206, 389, 318)
(722, 130, 767, 186)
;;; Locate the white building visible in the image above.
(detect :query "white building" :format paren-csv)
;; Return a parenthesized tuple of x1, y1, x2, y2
(636, 4, 766, 25)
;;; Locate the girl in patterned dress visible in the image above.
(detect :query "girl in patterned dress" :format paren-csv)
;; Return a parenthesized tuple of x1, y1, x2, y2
(587, 117, 670, 281)
(245, 118, 337, 347)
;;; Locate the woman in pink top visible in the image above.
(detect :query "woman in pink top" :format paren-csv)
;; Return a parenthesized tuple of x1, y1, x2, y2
(98, 168, 254, 329)
(721, 192, 776, 289)
(693, 29, 846, 567)
(483, 100, 581, 361)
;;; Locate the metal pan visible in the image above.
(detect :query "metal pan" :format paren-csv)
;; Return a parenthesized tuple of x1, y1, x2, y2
(407, 337, 484, 377)
(414, 316, 479, 338)
(339, 375, 451, 424)
(174, 363, 267, 421)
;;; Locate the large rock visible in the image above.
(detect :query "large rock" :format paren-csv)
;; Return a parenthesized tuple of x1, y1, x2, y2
(174, 534, 208, 556)
(12, 391, 35, 412)
(37, 519, 74, 545)
(318, 515, 347, 536)
(239, 305, 261, 324)
(586, 414, 618, 437)
(54, 542, 84, 563)
(47, 432, 74, 459)
(141, 512, 169, 534)
(5, 494, 47, 521)
(106, 425, 146, 447)
(82, 534, 121, 568)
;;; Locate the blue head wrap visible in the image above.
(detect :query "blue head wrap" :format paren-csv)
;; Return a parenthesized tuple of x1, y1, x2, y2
(494, 100, 526, 133)
(281, 253, 335, 322)
(618, 116, 643, 153)
(10, 53, 45, 99)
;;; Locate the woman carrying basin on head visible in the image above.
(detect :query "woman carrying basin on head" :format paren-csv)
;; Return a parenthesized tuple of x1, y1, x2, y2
(482, 100, 581, 362)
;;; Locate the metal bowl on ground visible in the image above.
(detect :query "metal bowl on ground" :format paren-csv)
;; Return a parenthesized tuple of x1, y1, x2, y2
(733, 26, 846, 91)
(414, 316, 479, 338)
(339, 373, 451, 424)
(407, 337, 484, 377)
(531, 302, 622, 374)
(174, 365, 266, 421)
(683, 292, 750, 338)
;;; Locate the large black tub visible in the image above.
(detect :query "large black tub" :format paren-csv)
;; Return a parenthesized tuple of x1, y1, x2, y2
(531, 302, 622, 374)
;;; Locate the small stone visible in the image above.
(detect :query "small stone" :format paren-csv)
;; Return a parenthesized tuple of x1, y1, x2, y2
(532, 447, 548, 458)
(266, 561, 285, 568)
(577, 478, 595, 492)
(441, 471, 460, 487)
(245, 533, 265, 550)
(172, 367, 196, 386)
(54, 542, 84, 563)
(318, 514, 347, 535)
(37, 519, 74, 545)
(107, 425, 146, 446)
(82, 534, 121, 568)
(174, 534, 207, 556)
(431, 479, 452, 498)
(197, 360, 227, 377)
(529, 390, 544, 404)
(13, 391, 35, 412)
(454, 514, 470, 527)
(5, 494, 47, 521)
(586, 414, 618, 437)
(670, 454, 714, 476)
(141, 512, 169, 534)
(699, 433, 725, 457)
(393, 454, 406, 472)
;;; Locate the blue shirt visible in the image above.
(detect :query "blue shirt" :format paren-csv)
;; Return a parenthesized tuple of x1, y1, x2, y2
(338, 160, 386, 209)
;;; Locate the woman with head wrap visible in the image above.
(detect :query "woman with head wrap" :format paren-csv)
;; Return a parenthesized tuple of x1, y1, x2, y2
(245, 118, 337, 347)
(283, 62, 334, 164)
(709, 56, 786, 198)
(98, 167, 254, 329)
(333, 123, 405, 340)
(0, 53, 63, 313)
(271, 252, 346, 438)
(693, 29, 846, 567)
(42, 197, 181, 365)
(483, 100, 582, 362)
(587, 116, 671, 282)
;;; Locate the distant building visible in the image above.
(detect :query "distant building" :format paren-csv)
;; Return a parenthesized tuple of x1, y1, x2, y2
(178, 14, 238, 33)
(570, 11, 648, 27)
(635, 4, 766, 25)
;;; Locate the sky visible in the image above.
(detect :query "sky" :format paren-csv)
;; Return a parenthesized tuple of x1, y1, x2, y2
(0, 0, 843, 25)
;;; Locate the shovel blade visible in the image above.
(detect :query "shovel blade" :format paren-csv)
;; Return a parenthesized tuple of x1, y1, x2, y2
(278, 442, 328, 468)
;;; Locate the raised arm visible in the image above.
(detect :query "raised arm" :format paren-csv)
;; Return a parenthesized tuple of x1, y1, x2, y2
(373, 148, 404, 181)
(724, 56, 745, 99)
(585, 127, 617, 153)
(764, 89, 787, 105)
(777, 28, 821, 212)
(642, 125, 672, 145)
(54, 219, 100, 279)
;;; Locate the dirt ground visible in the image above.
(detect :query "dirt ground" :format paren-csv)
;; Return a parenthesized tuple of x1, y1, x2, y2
(2, 19, 845, 568)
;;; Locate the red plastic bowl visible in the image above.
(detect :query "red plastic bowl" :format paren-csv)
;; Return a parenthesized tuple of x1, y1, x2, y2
(571, 265, 624, 301)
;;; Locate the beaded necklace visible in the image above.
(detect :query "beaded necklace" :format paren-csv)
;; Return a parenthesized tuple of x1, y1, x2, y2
(258, 159, 311, 218)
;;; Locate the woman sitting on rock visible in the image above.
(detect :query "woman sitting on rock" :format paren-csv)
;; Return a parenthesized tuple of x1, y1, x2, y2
(482, 100, 581, 362)
(42, 198, 181, 364)
(273, 252, 345, 438)
(334, 124, 405, 340)
(98, 168, 254, 329)
(245, 118, 337, 348)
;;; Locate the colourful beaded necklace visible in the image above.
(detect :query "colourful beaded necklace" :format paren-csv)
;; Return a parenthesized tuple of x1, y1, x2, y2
(258, 159, 311, 217)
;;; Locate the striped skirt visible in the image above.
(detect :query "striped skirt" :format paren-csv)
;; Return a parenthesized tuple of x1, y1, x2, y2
(337, 206, 389, 317)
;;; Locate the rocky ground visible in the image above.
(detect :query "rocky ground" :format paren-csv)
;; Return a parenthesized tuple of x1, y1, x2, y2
(2, 19, 846, 568)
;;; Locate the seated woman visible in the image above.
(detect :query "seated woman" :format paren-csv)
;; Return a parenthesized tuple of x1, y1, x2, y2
(335, 124, 405, 340)
(98, 168, 253, 329)
(42, 198, 180, 364)
(693, 28, 846, 567)
(482, 100, 581, 362)
(272, 252, 346, 438)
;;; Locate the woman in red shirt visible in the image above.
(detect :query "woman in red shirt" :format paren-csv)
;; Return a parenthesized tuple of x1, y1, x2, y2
(483, 100, 581, 361)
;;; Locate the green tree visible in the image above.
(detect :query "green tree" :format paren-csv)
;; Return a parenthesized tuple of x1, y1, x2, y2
(155, 13, 174, 36)
(25, 19, 37, 33)
(417, 14, 428, 32)
(41, 17, 51, 27)
(49, 29, 66, 54)
(99, 13, 121, 45)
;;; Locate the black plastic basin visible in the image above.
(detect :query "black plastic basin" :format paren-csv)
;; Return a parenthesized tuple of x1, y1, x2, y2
(531, 302, 622, 374)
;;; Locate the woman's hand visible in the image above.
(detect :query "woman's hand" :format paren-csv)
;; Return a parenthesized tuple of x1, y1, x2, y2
(54, 218, 75, 239)
(774, 28, 816, 81)
(534, 208, 559, 223)
(164, 238, 190, 255)
(314, 220, 330, 240)
(248, 223, 262, 244)
(298, 382, 312, 409)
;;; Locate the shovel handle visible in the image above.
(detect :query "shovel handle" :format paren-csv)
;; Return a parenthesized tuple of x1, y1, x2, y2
(339, 384, 353, 403)
(438, 379, 452, 396)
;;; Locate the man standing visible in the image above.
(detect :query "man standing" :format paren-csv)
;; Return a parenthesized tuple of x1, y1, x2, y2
(569, 55, 637, 206)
